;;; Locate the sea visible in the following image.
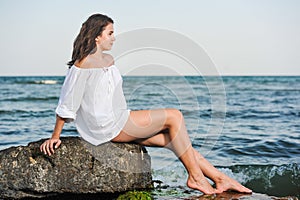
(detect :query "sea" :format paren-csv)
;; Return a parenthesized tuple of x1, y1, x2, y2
(0, 75, 299, 199)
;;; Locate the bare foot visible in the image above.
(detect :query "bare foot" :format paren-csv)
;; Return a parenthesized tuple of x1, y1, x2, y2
(187, 173, 217, 194)
(215, 174, 252, 193)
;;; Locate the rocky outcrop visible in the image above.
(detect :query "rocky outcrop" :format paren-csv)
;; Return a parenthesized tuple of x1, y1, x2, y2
(0, 137, 152, 199)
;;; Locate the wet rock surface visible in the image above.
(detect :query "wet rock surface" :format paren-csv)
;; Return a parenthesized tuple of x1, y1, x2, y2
(185, 192, 299, 200)
(0, 137, 152, 199)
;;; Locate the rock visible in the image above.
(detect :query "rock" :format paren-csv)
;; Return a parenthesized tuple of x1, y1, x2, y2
(186, 192, 299, 200)
(0, 137, 152, 199)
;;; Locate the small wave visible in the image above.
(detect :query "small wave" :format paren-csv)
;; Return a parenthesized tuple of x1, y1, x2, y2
(0, 109, 28, 114)
(153, 163, 299, 197)
(221, 163, 300, 197)
(0, 141, 19, 146)
(199, 109, 226, 119)
(17, 80, 58, 84)
(224, 109, 299, 119)
(198, 108, 296, 120)
(221, 138, 300, 160)
(9, 78, 61, 85)
(34, 80, 58, 84)
(1, 96, 58, 102)
(0, 109, 54, 118)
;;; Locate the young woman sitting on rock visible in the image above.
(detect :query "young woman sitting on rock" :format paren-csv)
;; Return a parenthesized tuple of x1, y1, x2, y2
(40, 13, 252, 195)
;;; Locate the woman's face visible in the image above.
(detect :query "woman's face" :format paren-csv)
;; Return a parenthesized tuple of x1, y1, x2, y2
(96, 23, 115, 51)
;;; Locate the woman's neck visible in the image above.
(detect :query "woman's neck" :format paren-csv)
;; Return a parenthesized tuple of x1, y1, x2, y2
(92, 47, 105, 59)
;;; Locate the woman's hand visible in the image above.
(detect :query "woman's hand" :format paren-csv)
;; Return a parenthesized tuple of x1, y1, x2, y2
(40, 115, 65, 156)
(40, 138, 61, 156)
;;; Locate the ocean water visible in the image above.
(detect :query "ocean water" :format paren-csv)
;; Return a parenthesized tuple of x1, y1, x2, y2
(0, 75, 299, 198)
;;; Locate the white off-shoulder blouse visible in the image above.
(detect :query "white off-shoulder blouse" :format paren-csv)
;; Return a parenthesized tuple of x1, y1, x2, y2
(55, 65, 130, 145)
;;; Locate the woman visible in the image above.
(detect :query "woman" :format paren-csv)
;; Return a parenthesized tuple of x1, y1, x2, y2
(40, 13, 252, 195)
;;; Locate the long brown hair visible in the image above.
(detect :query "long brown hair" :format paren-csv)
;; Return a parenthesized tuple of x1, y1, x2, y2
(67, 14, 114, 67)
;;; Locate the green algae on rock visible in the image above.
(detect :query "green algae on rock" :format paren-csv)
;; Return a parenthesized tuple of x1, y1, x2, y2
(117, 190, 153, 200)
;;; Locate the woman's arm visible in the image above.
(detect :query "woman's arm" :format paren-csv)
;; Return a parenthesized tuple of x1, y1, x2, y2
(40, 115, 65, 156)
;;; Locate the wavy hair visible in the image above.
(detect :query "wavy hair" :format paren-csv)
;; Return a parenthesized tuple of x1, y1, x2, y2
(67, 14, 114, 67)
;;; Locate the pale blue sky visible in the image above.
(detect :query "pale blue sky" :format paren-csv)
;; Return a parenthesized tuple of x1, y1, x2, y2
(0, 0, 299, 76)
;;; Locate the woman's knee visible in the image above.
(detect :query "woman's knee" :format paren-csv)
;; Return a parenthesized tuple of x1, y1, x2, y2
(166, 108, 184, 126)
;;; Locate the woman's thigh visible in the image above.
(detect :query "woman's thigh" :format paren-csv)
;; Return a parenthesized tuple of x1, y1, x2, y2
(112, 109, 170, 142)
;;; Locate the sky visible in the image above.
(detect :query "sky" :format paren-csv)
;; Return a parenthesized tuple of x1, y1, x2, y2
(0, 0, 299, 76)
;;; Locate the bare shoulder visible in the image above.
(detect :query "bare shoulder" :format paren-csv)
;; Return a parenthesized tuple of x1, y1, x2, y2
(103, 53, 115, 66)
(75, 54, 114, 69)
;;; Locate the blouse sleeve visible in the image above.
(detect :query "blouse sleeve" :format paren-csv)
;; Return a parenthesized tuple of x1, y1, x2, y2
(55, 68, 88, 123)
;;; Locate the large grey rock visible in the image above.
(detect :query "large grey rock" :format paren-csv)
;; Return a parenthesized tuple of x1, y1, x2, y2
(0, 137, 152, 199)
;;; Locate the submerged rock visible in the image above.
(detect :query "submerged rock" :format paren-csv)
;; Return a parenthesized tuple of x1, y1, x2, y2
(0, 137, 152, 199)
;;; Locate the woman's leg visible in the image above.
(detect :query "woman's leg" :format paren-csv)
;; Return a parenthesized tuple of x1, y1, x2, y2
(191, 149, 252, 193)
(112, 109, 251, 194)
(112, 109, 217, 194)
(137, 132, 251, 193)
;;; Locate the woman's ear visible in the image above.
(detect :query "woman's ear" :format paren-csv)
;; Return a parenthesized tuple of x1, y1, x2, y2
(95, 35, 101, 43)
